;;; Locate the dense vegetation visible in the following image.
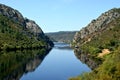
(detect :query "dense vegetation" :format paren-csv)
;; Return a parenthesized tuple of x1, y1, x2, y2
(70, 48, 120, 80)
(0, 3, 54, 80)
(45, 31, 77, 43)
(80, 18, 120, 57)
(0, 14, 49, 51)
(70, 15, 120, 80)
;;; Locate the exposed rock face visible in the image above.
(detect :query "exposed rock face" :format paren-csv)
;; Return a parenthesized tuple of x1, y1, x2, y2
(73, 8, 120, 47)
(73, 8, 120, 70)
(0, 4, 53, 47)
(0, 3, 47, 41)
(0, 4, 25, 26)
(25, 18, 44, 37)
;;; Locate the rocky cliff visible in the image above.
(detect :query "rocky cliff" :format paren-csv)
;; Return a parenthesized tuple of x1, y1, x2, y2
(0, 4, 25, 26)
(0, 4, 45, 39)
(73, 8, 120, 47)
(71, 8, 120, 80)
(0, 4, 54, 50)
(73, 8, 120, 68)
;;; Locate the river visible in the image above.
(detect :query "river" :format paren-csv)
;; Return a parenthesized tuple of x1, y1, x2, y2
(20, 42, 91, 80)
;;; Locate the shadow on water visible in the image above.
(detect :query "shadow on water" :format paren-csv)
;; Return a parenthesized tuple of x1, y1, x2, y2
(0, 48, 51, 80)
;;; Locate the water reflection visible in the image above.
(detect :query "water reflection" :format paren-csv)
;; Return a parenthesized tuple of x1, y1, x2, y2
(20, 42, 91, 80)
(74, 49, 101, 70)
(0, 43, 92, 80)
(54, 42, 72, 50)
(0, 49, 51, 80)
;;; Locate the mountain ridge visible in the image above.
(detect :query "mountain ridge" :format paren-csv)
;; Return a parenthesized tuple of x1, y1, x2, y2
(73, 8, 120, 47)
(71, 8, 120, 80)
(0, 3, 53, 50)
(46, 31, 77, 43)
(0, 4, 44, 39)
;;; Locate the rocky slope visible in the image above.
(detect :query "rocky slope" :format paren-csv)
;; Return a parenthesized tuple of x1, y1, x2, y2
(0, 4, 53, 50)
(0, 4, 44, 39)
(73, 8, 120, 47)
(71, 8, 120, 80)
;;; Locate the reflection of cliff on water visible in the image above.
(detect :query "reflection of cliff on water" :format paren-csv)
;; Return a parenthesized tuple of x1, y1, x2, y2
(74, 49, 102, 70)
(54, 42, 72, 50)
(54, 46, 72, 50)
(0, 49, 51, 80)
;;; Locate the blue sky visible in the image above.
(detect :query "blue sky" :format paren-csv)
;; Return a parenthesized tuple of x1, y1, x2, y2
(0, 0, 120, 32)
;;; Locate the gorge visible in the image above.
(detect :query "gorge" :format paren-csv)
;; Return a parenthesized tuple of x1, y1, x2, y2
(0, 3, 90, 80)
(0, 3, 120, 80)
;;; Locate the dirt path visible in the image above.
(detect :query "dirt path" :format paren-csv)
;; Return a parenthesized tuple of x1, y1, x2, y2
(98, 49, 110, 57)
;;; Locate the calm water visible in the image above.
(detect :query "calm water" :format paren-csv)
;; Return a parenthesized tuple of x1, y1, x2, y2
(20, 42, 91, 80)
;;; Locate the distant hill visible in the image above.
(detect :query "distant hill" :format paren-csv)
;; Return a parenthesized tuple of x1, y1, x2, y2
(46, 31, 78, 43)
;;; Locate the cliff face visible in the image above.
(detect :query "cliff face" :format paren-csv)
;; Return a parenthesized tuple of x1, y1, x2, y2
(73, 8, 120, 47)
(71, 8, 120, 80)
(25, 18, 44, 36)
(0, 4, 25, 26)
(72, 8, 120, 71)
(0, 4, 46, 40)
(0, 4, 54, 50)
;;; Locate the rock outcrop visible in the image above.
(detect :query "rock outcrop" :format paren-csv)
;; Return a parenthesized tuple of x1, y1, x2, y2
(0, 4, 25, 26)
(25, 18, 45, 40)
(0, 3, 53, 47)
(73, 8, 120, 47)
(72, 8, 120, 70)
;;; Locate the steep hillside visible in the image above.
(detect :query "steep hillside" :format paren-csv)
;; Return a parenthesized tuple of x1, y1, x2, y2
(46, 31, 77, 43)
(0, 4, 53, 51)
(71, 8, 120, 80)
(73, 8, 120, 47)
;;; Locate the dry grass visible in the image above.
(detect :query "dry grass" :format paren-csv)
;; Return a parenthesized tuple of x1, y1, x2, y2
(98, 49, 110, 57)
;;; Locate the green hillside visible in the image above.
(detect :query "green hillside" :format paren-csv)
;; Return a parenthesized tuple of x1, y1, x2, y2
(71, 8, 120, 80)
(46, 31, 77, 43)
(0, 4, 54, 51)
(0, 14, 51, 51)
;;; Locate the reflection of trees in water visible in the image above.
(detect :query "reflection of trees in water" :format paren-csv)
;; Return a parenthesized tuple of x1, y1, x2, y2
(74, 49, 101, 70)
(0, 49, 51, 80)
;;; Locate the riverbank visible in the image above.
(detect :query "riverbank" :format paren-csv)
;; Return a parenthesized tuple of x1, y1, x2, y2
(70, 8, 120, 80)
(70, 47, 120, 80)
